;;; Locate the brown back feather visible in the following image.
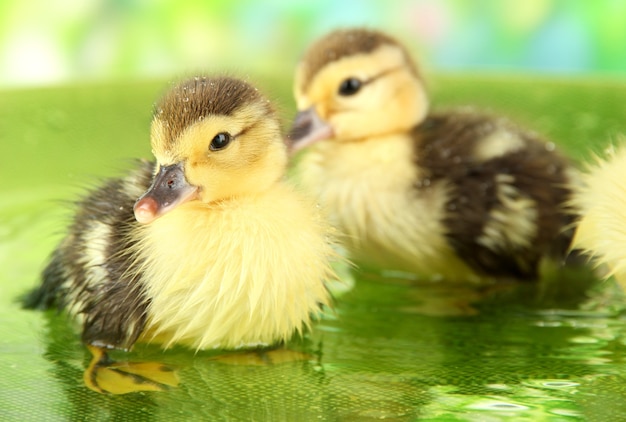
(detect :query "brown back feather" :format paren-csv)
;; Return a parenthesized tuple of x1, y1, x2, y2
(413, 111, 574, 280)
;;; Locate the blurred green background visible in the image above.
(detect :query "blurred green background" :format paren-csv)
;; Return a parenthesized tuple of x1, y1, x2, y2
(3, 2, 626, 420)
(1, 0, 625, 88)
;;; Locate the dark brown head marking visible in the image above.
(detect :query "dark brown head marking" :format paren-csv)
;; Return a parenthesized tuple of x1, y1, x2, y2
(154, 76, 267, 145)
(299, 28, 416, 91)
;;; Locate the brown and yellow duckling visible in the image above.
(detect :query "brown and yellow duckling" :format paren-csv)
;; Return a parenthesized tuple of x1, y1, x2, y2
(288, 28, 578, 283)
(571, 143, 626, 289)
(24, 76, 336, 392)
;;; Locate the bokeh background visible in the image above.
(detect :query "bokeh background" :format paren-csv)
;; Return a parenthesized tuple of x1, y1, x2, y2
(2, 2, 626, 419)
(1, 0, 625, 89)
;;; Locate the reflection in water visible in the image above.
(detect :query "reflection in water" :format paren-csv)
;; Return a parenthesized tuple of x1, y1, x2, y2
(83, 345, 179, 395)
(28, 262, 626, 419)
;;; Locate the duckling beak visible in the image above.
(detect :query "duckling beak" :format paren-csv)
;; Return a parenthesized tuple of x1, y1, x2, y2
(133, 162, 198, 224)
(287, 107, 334, 154)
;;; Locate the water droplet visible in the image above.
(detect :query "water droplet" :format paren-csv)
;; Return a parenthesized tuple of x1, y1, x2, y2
(542, 381, 579, 388)
(468, 400, 528, 411)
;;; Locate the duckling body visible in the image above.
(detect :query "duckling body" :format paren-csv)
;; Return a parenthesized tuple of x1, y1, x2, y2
(571, 145, 626, 286)
(288, 28, 577, 282)
(25, 76, 335, 352)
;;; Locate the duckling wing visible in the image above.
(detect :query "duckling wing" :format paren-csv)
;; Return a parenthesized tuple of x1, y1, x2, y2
(23, 160, 156, 350)
(414, 113, 574, 280)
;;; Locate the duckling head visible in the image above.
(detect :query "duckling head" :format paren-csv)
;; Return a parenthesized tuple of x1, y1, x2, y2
(288, 28, 429, 152)
(134, 76, 286, 224)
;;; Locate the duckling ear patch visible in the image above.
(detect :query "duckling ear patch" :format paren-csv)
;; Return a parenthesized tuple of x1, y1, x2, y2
(154, 77, 266, 150)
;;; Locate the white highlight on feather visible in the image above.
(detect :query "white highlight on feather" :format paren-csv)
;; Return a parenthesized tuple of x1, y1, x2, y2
(572, 144, 626, 283)
(476, 174, 537, 252)
(473, 130, 526, 161)
(296, 133, 476, 281)
(131, 183, 335, 350)
(65, 221, 112, 315)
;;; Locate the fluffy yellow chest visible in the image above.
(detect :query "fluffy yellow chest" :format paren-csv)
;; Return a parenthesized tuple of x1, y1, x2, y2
(132, 185, 332, 350)
(296, 134, 474, 281)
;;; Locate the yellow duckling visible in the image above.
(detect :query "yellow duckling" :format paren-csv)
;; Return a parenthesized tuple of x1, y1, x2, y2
(25, 76, 335, 356)
(288, 28, 578, 282)
(571, 143, 626, 289)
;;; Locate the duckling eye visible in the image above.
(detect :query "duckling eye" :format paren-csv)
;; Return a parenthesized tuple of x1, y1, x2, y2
(210, 132, 231, 151)
(338, 77, 362, 96)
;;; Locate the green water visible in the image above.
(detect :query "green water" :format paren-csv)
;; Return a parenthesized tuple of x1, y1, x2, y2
(2, 75, 626, 421)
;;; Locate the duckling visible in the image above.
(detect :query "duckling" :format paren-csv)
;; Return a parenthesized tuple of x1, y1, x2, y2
(24, 76, 335, 368)
(288, 28, 578, 282)
(571, 143, 626, 289)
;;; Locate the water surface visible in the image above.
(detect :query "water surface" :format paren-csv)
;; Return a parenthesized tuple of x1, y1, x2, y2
(2, 75, 626, 421)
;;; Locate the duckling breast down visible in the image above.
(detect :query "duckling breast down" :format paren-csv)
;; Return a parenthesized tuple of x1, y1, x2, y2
(132, 183, 334, 350)
(296, 133, 475, 280)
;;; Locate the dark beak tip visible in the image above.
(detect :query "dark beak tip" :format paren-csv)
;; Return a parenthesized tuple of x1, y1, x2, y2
(288, 108, 315, 144)
(287, 121, 312, 144)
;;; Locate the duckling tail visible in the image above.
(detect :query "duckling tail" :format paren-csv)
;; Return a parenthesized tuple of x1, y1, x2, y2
(21, 249, 65, 310)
